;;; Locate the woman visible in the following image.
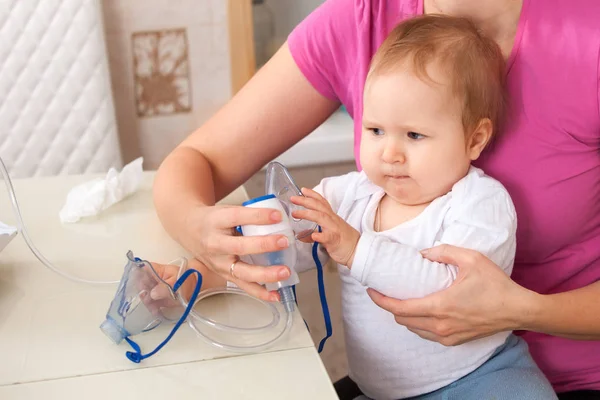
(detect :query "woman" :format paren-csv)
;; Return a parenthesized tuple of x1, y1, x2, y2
(153, 0, 600, 398)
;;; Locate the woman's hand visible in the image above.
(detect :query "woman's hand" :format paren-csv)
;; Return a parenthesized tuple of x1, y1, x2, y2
(367, 244, 535, 346)
(181, 204, 295, 302)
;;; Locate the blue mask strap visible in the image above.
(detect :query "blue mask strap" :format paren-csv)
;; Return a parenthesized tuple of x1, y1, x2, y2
(124, 268, 203, 363)
(313, 226, 332, 353)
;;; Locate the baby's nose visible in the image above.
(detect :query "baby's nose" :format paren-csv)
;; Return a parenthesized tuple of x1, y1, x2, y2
(382, 144, 406, 164)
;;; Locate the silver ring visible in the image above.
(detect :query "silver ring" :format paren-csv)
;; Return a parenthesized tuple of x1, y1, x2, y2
(229, 259, 240, 279)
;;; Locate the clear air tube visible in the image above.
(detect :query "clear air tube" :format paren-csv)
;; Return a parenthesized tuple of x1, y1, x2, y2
(0, 156, 119, 285)
(176, 265, 295, 353)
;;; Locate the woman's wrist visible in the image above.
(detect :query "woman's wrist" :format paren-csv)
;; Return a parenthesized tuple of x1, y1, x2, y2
(178, 202, 210, 251)
(507, 285, 545, 332)
(508, 282, 600, 340)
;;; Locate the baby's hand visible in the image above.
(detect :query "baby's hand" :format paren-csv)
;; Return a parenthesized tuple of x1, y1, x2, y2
(291, 188, 360, 268)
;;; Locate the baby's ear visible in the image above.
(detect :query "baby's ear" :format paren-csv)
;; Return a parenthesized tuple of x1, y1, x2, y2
(467, 118, 493, 161)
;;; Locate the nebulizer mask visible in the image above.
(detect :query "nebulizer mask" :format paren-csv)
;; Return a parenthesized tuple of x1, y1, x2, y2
(100, 251, 201, 362)
(99, 161, 332, 361)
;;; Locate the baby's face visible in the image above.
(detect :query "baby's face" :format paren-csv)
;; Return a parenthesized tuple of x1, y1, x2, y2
(360, 62, 473, 206)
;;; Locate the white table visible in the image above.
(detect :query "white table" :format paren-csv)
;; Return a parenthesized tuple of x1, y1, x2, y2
(0, 172, 338, 399)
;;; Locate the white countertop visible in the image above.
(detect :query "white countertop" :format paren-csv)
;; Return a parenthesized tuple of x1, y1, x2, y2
(0, 348, 335, 400)
(0, 171, 337, 399)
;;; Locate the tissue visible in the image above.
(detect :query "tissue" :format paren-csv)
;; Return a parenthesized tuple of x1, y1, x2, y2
(59, 158, 144, 223)
(0, 221, 17, 252)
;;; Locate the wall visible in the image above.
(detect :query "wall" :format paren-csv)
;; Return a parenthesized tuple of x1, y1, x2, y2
(101, 0, 351, 170)
(256, 0, 354, 168)
(262, 0, 324, 48)
(101, 0, 233, 168)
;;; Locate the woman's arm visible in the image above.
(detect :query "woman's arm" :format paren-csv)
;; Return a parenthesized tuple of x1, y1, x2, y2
(154, 42, 339, 241)
(368, 245, 600, 346)
(153, 43, 340, 300)
(524, 279, 600, 340)
(155, 43, 339, 208)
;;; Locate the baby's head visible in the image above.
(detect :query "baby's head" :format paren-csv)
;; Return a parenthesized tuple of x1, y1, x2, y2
(361, 14, 505, 206)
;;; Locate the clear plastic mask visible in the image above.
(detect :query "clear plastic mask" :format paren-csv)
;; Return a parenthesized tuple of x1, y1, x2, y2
(100, 251, 182, 344)
(265, 161, 318, 240)
(100, 251, 201, 363)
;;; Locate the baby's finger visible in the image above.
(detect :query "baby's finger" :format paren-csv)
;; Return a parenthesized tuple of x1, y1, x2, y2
(293, 209, 336, 231)
(292, 208, 323, 225)
(312, 229, 334, 244)
(300, 187, 327, 203)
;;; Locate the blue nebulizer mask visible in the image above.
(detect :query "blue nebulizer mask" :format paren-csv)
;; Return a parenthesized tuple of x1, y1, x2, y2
(100, 248, 298, 362)
(100, 251, 202, 363)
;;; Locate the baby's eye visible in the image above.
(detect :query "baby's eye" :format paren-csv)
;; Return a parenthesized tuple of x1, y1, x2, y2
(370, 128, 384, 136)
(407, 131, 425, 140)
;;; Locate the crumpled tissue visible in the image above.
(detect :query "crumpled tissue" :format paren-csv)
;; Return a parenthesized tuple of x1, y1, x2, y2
(0, 221, 17, 252)
(59, 157, 144, 223)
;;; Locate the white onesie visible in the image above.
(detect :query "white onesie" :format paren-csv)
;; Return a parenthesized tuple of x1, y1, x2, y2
(296, 166, 517, 400)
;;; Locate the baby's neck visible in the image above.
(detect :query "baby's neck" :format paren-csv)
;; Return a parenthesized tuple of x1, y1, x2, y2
(375, 195, 431, 232)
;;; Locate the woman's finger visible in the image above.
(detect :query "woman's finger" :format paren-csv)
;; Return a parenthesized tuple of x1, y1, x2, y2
(393, 315, 461, 340)
(367, 288, 436, 317)
(227, 259, 291, 284)
(214, 205, 282, 229)
(420, 244, 481, 266)
(149, 262, 177, 284)
(210, 233, 290, 256)
(406, 327, 481, 347)
(233, 279, 280, 302)
(394, 316, 438, 332)
(406, 327, 443, 343)
(149, 283, 173, 301)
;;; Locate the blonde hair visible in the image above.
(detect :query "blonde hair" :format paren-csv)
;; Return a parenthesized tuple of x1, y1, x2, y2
(368, 14, 506, 137)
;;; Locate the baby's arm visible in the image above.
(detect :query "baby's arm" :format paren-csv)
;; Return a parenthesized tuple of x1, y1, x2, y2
(351, 177, 517, 299)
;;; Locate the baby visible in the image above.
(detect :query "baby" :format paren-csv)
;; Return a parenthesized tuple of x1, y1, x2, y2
(285, 14, 557, 400)
(151, 15, 557, 400)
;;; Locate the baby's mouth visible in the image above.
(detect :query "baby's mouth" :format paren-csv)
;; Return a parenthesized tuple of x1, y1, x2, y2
(385, 174, 409, 180)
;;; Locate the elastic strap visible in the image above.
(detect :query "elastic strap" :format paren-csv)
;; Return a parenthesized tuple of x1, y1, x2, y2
(125, 269, 202, 363)
(313, 226, 332, 353)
